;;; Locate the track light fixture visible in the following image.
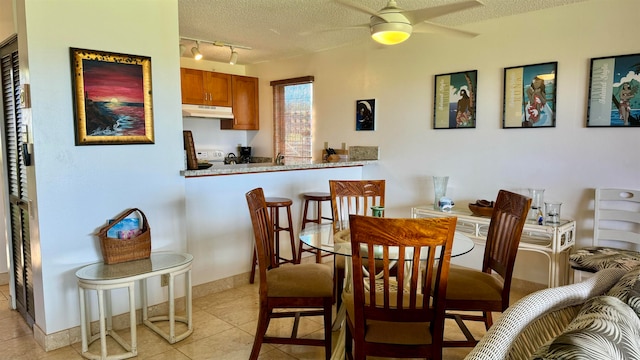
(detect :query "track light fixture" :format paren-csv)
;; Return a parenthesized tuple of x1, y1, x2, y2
(179, 37, 251, 64)
(229, 47, 238, 65)
(191, 41, 203, 61)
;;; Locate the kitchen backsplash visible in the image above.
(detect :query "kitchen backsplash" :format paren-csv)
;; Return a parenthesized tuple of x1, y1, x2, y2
(349, 146, 379, 160)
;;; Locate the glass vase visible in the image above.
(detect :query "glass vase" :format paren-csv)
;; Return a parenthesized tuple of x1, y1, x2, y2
(433, 176, 449, 210)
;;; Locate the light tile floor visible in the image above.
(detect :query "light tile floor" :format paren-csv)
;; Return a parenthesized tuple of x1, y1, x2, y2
(0, 277, 537, 360)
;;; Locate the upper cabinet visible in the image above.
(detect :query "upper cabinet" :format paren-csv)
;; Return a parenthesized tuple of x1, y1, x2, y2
(180, 68, 259, 130)
(180, 68, 232, 107)
(221, 75, 259, 130)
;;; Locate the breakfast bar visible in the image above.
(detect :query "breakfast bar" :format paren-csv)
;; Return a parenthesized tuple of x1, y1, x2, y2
(180, 159, 376, 177)
(181, 160, 377, 287)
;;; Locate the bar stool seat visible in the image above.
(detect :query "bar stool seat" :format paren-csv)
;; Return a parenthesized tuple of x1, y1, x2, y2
(250, 196, 297, 284)
(298, 192, 333, 263)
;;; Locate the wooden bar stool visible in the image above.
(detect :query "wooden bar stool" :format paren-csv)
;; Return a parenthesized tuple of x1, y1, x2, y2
(250, 197, 297, 284)
(298, 192, 333, 263)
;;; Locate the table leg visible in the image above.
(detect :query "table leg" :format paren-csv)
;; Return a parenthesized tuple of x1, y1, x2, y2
(186, 269, 193, 334)
(142, 267, 193, 343)
(128, 283, 137, 354)
(97, 289, 107, 360)
(78, 287, 89, 354)
(169, 272, 175, 342)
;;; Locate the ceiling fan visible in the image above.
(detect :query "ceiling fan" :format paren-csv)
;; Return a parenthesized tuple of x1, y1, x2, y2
(333, 0, 484, 45)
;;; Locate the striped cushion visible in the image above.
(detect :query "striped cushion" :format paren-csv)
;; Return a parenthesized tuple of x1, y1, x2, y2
(569, 246, 640, 272)
(606, 267, 640, 317)
(530, 295, 640, 360)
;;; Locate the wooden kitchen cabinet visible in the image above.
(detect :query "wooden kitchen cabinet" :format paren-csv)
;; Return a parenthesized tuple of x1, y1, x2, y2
(221, 75, 259, 130)
(180, 68, 232, 107)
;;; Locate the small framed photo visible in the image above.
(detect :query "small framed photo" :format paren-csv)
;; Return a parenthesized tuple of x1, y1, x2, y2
(356, 99, 375, 131)
(70, 48, 154, 145)
(433, 70, 477, 129)
(587, 53, 640, 127)
(503, 61, 557, 128)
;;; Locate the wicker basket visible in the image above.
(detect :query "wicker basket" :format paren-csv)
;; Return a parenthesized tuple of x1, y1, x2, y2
(98, 208, 151, 265)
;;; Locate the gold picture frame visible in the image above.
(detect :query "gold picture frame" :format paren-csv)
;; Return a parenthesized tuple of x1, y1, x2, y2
(70, 48, 154, 145)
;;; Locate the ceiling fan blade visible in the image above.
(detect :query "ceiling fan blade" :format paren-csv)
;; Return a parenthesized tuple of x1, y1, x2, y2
(299, 24, 369, 36)
(402, 0, 484, 24)
(332, 0, 380, 17)
(412, 21, 479, 38)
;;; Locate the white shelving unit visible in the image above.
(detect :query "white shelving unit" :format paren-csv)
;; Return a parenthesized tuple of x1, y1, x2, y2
(411, 206, 576, 287)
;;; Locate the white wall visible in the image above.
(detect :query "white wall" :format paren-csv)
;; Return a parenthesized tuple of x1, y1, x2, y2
(21, 0, 186, 334)
(247, 0, 640, 284)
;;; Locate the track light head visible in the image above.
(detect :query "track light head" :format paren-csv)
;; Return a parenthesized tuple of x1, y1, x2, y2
(229, 47, 238, 65)
(191, 41, 203, 60)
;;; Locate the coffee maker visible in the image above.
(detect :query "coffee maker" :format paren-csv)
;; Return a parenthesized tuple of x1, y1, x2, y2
(240, 146, 252, 163)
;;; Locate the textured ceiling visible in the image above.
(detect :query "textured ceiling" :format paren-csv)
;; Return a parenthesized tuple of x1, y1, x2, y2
(178, 0, 588, 65)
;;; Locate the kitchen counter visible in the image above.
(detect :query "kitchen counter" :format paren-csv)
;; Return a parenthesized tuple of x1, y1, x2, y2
(180, 160, 376, 177)
(183, 163, 367, 287)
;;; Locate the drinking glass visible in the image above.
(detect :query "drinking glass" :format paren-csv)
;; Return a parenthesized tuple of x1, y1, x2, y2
(433, 176, 449, 210)
(545, 202, 562, 224)
(371, 206, 384, 217)
(528, 188, 545, 221)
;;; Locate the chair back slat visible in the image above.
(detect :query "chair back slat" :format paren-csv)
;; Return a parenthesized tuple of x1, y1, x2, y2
(594, 188, 640, 250)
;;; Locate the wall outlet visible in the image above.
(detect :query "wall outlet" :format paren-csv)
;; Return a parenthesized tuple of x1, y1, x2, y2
(196, 149, 225, 161)
(211, 150, 225, 161)
(161, 274, 169, 287)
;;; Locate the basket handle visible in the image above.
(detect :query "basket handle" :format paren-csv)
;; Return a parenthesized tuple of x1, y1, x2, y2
(98, 208, 148, 236)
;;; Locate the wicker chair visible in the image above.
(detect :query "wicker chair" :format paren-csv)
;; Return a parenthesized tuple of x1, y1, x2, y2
(463, 268, 626, 360)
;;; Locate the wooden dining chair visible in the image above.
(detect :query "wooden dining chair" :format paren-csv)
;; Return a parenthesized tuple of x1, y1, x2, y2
(344, 214, 458, 360)
(441, 189, 531, 348)
(245, 188, 333, 360)
(329, 179, 385, 309)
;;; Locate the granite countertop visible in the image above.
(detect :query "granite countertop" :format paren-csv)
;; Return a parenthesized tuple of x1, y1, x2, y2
(180, 160, 377, 177)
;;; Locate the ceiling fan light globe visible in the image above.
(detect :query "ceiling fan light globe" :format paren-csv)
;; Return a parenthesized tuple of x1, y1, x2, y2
(371, 22, 412, 45)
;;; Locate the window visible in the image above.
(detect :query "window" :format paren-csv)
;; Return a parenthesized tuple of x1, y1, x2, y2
(271, 76, 314, 163)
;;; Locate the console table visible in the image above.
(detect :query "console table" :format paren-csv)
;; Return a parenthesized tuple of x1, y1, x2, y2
(75, 252, 193, 360)
(411, 206, 575, 287)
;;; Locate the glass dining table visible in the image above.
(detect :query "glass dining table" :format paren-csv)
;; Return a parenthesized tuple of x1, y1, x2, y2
(299, 223, 475, 259)
(298, 223, 475, 360)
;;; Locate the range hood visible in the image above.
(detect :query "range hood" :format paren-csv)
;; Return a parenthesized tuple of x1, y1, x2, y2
(182, 104, 234, 119)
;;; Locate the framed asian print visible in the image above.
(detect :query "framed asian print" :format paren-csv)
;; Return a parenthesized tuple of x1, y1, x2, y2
(70, 48, 154, 145)
(587, 53, 640, 127)
(356, 99, 375, 131)
(503, 61, 557, 128)
(433, 70, 477, 129)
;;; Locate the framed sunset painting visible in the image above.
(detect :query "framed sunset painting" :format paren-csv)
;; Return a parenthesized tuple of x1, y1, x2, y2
(70, 48, 154, 145)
